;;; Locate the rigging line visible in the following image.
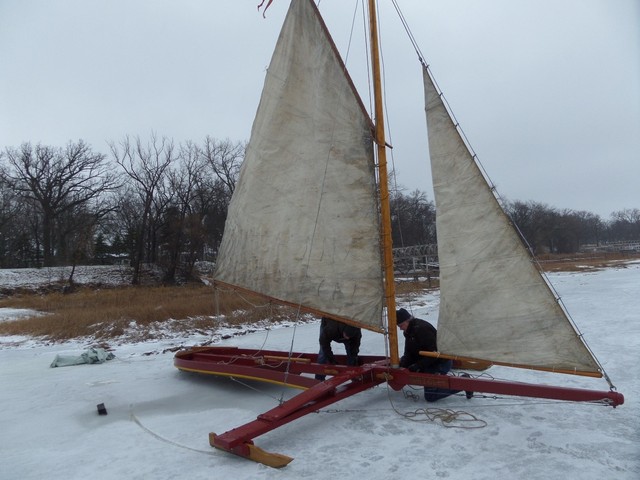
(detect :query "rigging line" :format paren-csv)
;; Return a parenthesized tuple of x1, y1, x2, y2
(384, 1, 437, 313)
(403, 408, 488, 429)
(256, 305, 274, 353)
(321, 407, 392, 414)
(282, 306, 303, 393)
(374, 0, 404, 251)
(361, 0, 374, 130)
(212, 287, 220, 344)
(391, 1, 502, 214)
(212, 285, 301, 367)
(385, 382, 487, 429)
(229, 375, 287, 402)
(213, 284, 273, 308)
(391, 0, 425, 64)
(546, 285, 616, 388)
(130, 409, 216, 456)
(343, 0, 360, 66)
(211, 284, 271, 355)
(368, 0, 404, 341)
(449, 398, 618, 408)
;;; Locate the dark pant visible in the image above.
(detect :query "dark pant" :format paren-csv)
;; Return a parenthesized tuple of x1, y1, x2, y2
(315, 343, 358, 380)
(422, 359, 462, 402)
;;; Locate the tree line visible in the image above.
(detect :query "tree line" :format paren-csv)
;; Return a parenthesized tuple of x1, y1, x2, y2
(391, 189, 640, 254)
(0, 136, 242, 284)
(1, 137, 638, 283)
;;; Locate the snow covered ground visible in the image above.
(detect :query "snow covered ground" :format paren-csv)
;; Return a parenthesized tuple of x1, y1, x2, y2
(1, 263, 638, 479)
(0, 264, 133, 291)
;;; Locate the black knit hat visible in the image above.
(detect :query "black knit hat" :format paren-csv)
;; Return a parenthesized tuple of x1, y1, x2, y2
(396, 308, 412, 324)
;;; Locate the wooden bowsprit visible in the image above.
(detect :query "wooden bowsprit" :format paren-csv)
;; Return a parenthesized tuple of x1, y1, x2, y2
(174, 347, 623, 467)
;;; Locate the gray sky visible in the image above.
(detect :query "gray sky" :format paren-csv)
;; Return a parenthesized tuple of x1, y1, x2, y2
(1, 0, 638, 219)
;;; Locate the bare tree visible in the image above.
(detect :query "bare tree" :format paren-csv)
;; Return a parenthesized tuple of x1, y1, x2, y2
(506, 200, 558, 253)
(110, 134, 175, 284)
(569, 210, 604, 248)
(610, 208, 640, 242)
(0, 172, 29, 266)
(390, 189, 436, 247)
(112, 187, 144, 263)
(2, 141, 119, 267)
(158, 141, 208, 282)
(199, 137, 245, 196)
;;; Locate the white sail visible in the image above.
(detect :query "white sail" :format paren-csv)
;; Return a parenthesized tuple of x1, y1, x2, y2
(423, 67, 600, 373)
(214, 0, 384, 331)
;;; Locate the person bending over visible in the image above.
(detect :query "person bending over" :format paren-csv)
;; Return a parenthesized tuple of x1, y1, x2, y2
(315, 317, 361, 381)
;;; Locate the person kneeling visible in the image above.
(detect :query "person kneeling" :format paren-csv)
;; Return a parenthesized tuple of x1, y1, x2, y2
(396, 308, 473, 401)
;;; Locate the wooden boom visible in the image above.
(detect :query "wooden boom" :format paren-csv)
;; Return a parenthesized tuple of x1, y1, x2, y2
(419, 350, 603, 378)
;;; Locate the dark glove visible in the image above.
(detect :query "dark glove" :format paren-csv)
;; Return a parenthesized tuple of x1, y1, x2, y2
(407, 363, 420, 372)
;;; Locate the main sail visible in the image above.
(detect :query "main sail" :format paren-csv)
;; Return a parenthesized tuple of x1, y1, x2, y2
(423, 67, 600, 374)
(214, 0, 384, 331)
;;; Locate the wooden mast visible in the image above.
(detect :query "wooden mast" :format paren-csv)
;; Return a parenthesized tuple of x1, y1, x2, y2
(367, 0, 399, 366)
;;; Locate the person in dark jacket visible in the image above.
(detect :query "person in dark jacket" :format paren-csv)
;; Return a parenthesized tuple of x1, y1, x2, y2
(315, 317, 362, 381)
(396, 308, 472, 401)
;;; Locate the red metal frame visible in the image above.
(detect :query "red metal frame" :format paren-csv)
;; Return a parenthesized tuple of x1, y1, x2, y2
(174, 346, 624, 467)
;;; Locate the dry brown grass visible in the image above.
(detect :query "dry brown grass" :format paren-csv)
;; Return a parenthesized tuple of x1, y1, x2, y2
(395, 278, 438, 296)
(536, 252, 639, 272)
(1, 253, 635, 343)
(0, 284, 296, 342)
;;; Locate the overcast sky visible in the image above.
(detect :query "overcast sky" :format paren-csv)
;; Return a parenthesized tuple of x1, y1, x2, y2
(1, 0, 638, 218)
